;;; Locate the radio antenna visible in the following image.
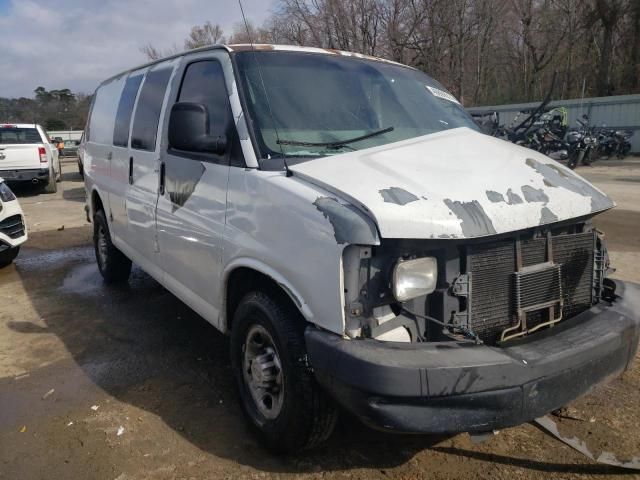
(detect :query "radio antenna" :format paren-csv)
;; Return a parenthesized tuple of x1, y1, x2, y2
(237, 0, 291, 176)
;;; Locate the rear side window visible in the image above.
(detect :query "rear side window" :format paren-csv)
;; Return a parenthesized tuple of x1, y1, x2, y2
(0, 128, 42, 144)
(88, 77, 125, 145)
(178, 60, 230, 137)
(113, 74, 143, 147)
(131, 67, 173, 151)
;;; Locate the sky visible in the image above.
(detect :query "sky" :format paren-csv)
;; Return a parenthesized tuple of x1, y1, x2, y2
(0, 0, 274, 98)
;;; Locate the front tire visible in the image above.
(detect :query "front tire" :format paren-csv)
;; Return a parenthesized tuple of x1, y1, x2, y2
(0, 247, 19, 268)
(93, 209, 131, 283)
(230, 291, 337, 453)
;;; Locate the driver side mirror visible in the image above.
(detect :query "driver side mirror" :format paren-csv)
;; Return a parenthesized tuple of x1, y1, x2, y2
(168, 102, 226, 155)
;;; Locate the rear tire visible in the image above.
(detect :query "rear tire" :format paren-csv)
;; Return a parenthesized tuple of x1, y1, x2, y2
(78, 160, 84, 179)
(0, 247, 19, 268)
(93, 209, 131, 283)
(230, 291, 337, 454)
(618, 144, 630, 159)
(43, 168, 57, 193)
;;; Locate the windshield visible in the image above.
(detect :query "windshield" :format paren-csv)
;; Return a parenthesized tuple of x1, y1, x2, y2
(234, 51, 478, 162)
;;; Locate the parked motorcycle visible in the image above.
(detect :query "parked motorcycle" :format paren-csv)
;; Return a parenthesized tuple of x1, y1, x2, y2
(597, 128, 633, 159)
(566, 115, 599, 169)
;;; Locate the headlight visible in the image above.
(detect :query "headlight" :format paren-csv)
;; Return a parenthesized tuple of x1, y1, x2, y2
(392, 257, 437, 302)
(0, 182, 16, 202)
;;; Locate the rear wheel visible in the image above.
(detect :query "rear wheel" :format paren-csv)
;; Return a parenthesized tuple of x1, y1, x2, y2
(43, 167, 57, 193)
(230, 291, 337, 453)
(93, 209, 131, 283)
(618, 143, 631, 159)
(0, 247, 19, 268)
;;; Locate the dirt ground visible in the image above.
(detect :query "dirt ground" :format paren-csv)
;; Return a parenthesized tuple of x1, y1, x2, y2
(0, 157, 639, 480)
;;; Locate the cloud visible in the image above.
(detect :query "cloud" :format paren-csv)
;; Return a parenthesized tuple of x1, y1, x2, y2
(0, 0, 274, 98)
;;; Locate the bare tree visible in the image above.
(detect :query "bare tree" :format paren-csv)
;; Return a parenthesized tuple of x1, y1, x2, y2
(139, 43, 180, 61)
(184, 22, 225, 49)
(138, 0, 640, 105)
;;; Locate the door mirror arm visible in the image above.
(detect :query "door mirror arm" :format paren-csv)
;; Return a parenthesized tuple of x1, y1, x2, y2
(193, 134, 227, 155)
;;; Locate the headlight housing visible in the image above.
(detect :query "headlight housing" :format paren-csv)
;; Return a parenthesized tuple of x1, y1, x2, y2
(0, 182, 16, 202)
(392, 257, 438, 302)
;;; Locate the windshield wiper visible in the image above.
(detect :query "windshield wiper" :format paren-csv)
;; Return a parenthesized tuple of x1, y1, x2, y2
(276, 126, 394, 150)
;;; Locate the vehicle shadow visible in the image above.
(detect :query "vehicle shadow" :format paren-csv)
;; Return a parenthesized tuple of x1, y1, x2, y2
(5, 181, 45, 198)
(8, 228, 630, 475)
(430, 447, 633, 475)
(10, 227, 441, 473)
(62, 187, 86, 202)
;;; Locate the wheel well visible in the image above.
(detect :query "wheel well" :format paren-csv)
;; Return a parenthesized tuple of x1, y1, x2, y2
(226, 267, 303, 331)
(92, 190, 104, 215)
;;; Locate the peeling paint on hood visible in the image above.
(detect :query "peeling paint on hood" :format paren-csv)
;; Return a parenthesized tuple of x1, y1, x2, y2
(289, 128, 615, 239)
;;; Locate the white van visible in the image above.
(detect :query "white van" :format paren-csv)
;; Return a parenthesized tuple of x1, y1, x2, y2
(84, 44, 639, 453)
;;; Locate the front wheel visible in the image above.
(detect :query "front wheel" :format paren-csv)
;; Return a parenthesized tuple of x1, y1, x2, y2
(0, 247, 19, 268)
(567, 150, 579, 169)
(230, 291, 337, 453)
(93, 209, 131, 283)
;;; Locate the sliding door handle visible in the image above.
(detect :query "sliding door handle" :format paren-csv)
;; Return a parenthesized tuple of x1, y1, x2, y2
(128, 157, 133, 185)
(159, 161, 166, 195)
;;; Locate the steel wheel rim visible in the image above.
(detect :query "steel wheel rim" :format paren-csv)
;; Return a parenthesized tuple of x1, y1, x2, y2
(242, 324, 284, 420)
(97, 224, 108, 267)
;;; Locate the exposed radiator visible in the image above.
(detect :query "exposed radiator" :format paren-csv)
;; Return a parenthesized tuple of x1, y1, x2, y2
(466, 231, 595, 344)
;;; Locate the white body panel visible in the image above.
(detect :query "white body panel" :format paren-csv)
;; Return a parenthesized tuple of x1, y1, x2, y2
(0, 144, 42, 170)
(289, 128, 614, 239)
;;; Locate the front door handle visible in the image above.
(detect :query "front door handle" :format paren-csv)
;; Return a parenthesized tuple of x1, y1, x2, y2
(128, 157, 133, 185)
(107, 151, 113, 161)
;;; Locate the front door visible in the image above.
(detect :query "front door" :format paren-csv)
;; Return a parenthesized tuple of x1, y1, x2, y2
(156, 53, 235, 326)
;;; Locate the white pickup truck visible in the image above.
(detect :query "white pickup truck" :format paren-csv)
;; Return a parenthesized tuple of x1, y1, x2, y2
(0, 124, 61, 193)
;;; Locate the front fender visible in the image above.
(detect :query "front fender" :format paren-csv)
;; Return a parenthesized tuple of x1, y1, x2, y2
(221, 257, 314, 327)
(222, 168, 379, 335)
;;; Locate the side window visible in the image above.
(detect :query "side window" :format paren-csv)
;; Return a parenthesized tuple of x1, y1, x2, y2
(113, 74, 143, 147)
(131, 67, 173, 151)
(178, 60, 230, 137)
(88, 77, 124, 145)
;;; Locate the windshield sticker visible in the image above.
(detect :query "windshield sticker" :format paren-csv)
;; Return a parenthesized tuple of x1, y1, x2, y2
(426, 86, 461, 105)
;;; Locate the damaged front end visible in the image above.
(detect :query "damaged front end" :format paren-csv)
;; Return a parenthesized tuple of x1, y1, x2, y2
(342, 219, 612, 347)
(305, 217, 640, 434)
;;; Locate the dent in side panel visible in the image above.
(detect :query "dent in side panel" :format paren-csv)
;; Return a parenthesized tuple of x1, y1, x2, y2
(223, 169, 356, 335)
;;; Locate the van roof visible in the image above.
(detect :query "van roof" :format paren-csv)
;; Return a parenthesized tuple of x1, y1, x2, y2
(99, 44, 409, 88)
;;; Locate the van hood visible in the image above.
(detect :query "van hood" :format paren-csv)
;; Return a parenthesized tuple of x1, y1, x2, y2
(289, 128, 614, 239)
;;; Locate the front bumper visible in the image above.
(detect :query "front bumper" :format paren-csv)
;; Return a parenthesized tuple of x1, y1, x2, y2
(305, 280, 640, 434)
(0, 168, 50, 183)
